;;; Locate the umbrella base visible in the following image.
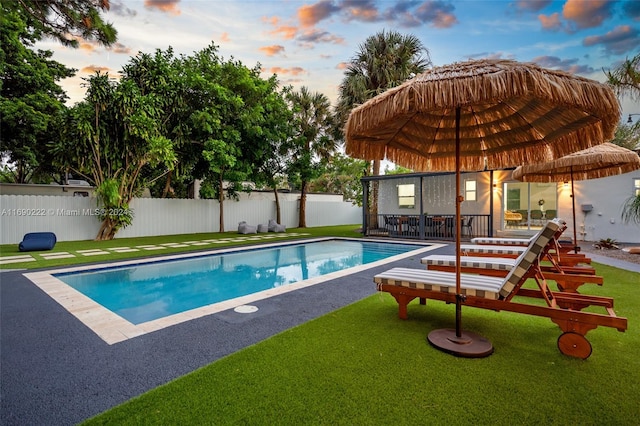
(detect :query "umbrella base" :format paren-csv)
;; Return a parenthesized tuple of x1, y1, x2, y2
(427, 328, 494, 358)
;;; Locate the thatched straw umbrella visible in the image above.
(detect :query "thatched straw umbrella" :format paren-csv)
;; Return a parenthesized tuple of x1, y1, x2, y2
(512, 143, 640, 254)
(345, 59, 620, 357)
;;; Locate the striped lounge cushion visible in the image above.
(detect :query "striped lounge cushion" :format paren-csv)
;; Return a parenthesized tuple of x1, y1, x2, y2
(374, 220, 561, 302)
(374, 267, 504, 300)
(460, 244, 527, 256)
(498, 220, 560, 297)
(421, 255, 515, 272)
(470, 236, 533, 246)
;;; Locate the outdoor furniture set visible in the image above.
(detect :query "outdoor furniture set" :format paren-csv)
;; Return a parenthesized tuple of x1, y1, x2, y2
(373, 219, 627, 359)
(238, 219, 286, 234)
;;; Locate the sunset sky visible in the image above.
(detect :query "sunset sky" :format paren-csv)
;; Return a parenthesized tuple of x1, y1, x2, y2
(36, 0, 639, 118)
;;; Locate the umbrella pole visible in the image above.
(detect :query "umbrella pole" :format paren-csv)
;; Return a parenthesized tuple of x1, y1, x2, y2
(571, 168, 579, 254)
(427, 107, 493, 358)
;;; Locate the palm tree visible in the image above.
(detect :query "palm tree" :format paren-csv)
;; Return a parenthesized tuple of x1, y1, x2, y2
(606, 54, 640, 225)
(336, 30, 431, 229)
(288, 87, 337, 227)
(605, 54, 640, 102)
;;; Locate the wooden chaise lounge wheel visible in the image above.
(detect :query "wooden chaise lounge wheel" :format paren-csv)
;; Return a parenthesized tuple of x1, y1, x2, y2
(557, 332, 592, 359)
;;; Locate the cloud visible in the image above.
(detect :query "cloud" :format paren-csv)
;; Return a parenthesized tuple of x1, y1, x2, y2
(414, 1, 458, 28)
(513, 0, 552, 13)
(583, 25, 640, 55)
(259, 45, 286, 56)
(298, 28, 345, 45)
(219, 32, 230, 43)
(538, 12, 563, 31)
(109, 0, 137, 17)
(531, 55, 595, 74)
(297, 0, 340, 28)
(539, 0, 615, 33)
(81, 65, 115, 74)
(342, 0, 379, 22)
(144, 0, 180, 16)
(263, 16, 298, 40)
(562, 0, 612, 30)
(106, 42, 132, 55)
(268, 66, 306, 76)
(336, 61, 349, 70)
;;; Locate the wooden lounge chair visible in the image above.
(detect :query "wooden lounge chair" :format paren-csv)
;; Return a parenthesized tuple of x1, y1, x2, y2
(427, 222, 600, 293)
(374, 220, 627, 359)
(421, 254, 602, 293)
(461, 220, 592, 268)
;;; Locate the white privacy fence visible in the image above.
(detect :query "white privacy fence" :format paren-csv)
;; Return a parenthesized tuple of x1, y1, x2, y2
(0, 194, 362, 244)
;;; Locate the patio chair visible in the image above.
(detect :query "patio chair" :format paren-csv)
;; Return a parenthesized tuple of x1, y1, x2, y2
(460, 221, 592, 268)
(238, 221, 257, 234)
(384, 216, 400, 236)
(373, 220, 627, 359)
(461, 216, 474, 238)
(530, 209, 544, 225)
(426, 220, 599, 292)
(267, 219, 286, 233)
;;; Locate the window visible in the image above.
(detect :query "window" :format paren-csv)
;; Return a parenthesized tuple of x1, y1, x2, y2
(464, 179, 476, 201)
(634, 178, 640, 196)
(398, 184, 415, 208)
(506, 188, 520, 210)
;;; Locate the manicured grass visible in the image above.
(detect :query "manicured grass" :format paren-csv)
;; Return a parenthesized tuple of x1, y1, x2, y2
(84, 263, 639, 425)
(0, 225, 362, 269)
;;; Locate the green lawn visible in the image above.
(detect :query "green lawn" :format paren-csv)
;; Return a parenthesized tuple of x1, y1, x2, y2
(82, 263, 639, 425)
(0, 225, 362, 269)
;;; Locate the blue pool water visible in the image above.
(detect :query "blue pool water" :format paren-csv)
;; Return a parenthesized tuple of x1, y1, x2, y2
(55, 239, 423, 324)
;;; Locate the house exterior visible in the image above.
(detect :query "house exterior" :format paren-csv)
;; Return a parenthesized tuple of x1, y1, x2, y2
(362, 168, 640, 244)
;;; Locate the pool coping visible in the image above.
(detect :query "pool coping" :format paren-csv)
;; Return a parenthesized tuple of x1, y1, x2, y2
(24, 237, 444, 345)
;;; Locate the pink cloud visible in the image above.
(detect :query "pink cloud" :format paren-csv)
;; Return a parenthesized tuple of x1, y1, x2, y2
(219, 32, 230, 43)
(107, 42, 131, 55)
(81, 65, 114, 74)
(562, 0, 612, 30)
(259, 45, 286, 56)
(538, 12, 562, 31)
(297, 0, 340, 28)
(144, 0, 181, 16)
(583, 25, 640, 55)
(268, 66, 306, 76)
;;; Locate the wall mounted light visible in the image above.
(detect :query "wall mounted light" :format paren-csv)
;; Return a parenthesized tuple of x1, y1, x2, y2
(492, 179, 498, 189)
(563, 181, 569, 188)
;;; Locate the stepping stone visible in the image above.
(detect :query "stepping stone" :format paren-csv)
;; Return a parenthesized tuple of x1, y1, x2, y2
(110, 248, 140, 253)
(77, 249, 110, 256)
(0, 255, 36, 265)
(40, 252, 75, 259)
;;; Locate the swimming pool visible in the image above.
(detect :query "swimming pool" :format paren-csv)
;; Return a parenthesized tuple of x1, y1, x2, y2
(25, 238, 442, 344)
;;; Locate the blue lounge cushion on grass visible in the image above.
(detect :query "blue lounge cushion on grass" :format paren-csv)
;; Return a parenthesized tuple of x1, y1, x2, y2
(19, 232, 57, 252)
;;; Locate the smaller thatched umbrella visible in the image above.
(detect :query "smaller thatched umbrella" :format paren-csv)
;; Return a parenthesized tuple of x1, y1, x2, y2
(512, 143, 640, 253)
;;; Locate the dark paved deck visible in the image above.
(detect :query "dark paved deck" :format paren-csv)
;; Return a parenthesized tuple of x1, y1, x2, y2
(1, 242, 454, 425)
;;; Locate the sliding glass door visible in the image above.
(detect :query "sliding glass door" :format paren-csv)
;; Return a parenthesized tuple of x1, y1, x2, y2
(503, 182, 557, 230)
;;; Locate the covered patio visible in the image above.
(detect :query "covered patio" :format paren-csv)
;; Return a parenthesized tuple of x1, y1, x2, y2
(361, 170, 506, 241)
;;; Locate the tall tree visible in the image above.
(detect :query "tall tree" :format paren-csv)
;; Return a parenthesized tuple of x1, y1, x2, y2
(606, 54, 640, 102)
(336, 30, 430, 226)
(287, 87, 337, 227)
(0, 7, 74, 183)
(53, 70, 176, 240)
(606, 55, 640, 226)
(248, 86, 295, 224)
(8, 0, 117, 47)
(308, 152, 368, 205)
